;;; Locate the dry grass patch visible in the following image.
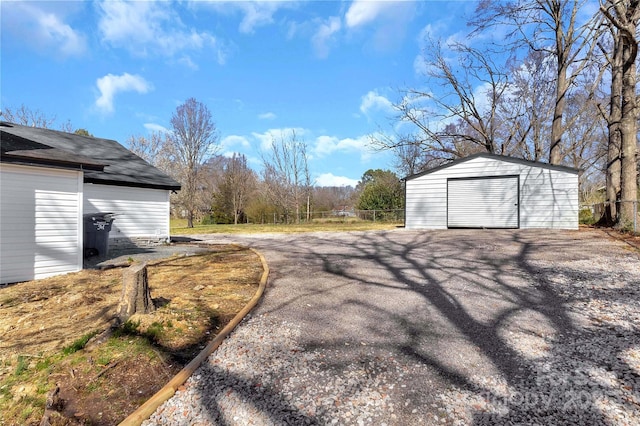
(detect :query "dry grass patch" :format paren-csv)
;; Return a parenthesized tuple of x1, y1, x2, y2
(171, 218, 400, 235)
(0, 244, 262, 426)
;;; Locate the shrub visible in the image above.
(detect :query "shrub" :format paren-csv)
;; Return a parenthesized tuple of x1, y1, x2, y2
(579, 208, 596, 225)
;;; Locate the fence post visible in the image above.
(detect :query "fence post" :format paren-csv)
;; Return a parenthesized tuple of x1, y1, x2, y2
(373, 210, 376, 222)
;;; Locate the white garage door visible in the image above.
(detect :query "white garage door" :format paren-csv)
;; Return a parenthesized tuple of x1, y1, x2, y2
(447, 176, 519, 228)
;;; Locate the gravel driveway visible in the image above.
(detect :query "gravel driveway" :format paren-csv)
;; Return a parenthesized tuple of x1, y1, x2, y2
(144, 229, 640, 425)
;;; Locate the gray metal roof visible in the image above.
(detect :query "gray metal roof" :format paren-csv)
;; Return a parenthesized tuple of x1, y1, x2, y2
(403, 152, 580, 181)
(0, 122, 181, 191)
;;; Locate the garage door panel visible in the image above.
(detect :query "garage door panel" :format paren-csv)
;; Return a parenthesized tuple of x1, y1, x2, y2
(447, 176, 519, 228)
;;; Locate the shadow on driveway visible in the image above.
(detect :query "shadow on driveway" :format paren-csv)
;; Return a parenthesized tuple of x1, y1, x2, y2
(187, 229, 640, 424)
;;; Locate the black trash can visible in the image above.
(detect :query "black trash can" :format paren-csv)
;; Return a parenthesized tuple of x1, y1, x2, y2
(83, 213, 116, 258)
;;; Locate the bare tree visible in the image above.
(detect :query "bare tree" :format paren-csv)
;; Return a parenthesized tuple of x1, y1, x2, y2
(262, 131, 312, 223)
(600, 27, 623, 222)
(1, 104, 57, 128)
(169, 98, 219, 228)
(390, 139, 431, 177)
(214, 154, 257, 224)
(0, 104, 78, 132)
(312, 186, 357, 212)
(127, 132, 168, 165)
(127, 131, 180, 179)
(499, 51, 556, 161)
(372, 40, 525, 172)
(600, 0, 640, 227)
(406, 40, 509, 155)
(245, 180, 279, 224)
(563, 88, 608, 194)
(472, 0, 602, 165)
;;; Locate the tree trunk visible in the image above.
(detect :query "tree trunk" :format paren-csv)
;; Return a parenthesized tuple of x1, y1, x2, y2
(549, 49, 568, 165)
(619, 33, 638, 226)
(549, 0, 567, 166)
(118, 263, 155, 322)
(606, 33, 623, 224)
(601, 1, 640, 228)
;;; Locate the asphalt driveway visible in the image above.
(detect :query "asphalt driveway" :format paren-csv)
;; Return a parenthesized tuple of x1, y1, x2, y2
(146, 229, 640, 425)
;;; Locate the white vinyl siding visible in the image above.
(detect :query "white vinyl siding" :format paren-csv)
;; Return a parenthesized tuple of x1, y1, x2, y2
(405, 156, 578, 230)
(447, 177, 519, 228)
(0, 164, 83, 283)
(83, 184, 170, 241)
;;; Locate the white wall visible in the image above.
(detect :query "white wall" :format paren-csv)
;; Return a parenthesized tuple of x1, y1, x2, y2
(405, 156, 579, 230)
(0, 164, 83, 283)
(83, 184, 171, 242)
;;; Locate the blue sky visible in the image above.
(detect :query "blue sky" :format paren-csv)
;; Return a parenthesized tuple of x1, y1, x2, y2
(1, 0, 478, 187)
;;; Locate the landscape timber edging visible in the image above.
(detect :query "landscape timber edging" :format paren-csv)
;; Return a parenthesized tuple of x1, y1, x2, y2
(118, 246, 270, 426)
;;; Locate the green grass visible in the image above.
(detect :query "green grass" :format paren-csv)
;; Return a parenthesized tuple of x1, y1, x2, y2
(14, 356, 28, 376)
(145, 322, 165, 343)
(170, 218, 402, 235)
(34, 357, 52, 373)
(0, 328, 163, 425)
(1, 353, 63, 424)
(62, 330, 100, 355)
(97, 354, 112, 366)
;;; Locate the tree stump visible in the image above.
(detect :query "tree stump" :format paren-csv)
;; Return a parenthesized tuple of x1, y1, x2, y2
(39, 384, 61, 426)
(117, 263, 155, 322)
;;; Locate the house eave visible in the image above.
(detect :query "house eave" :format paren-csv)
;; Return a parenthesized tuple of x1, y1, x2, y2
(84, 177, 181, 191)
(0, 155, 104, 172)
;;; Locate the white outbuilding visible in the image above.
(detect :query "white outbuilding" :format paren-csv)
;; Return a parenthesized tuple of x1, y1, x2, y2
(0, 122, 180, 284)
(404, 153, 579, 230)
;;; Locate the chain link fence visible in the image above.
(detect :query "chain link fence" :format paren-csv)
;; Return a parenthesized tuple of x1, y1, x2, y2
(580, 201, 639, 234)
(354, 209, 404, 223)
(258, 209, 405, 225)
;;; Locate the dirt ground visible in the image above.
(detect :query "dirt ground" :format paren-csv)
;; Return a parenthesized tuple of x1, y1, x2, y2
(0, 244, 263, 426)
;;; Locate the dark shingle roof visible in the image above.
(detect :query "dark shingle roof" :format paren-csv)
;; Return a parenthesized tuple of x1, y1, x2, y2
(1, 128, 105, 170)
(0, 122, 180, 191)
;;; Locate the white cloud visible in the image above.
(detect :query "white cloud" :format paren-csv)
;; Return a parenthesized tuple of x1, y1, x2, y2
(252, 128, 306, 151)
(344, 0, 415, 52)
(360, 90, 394, 117)
(345, 0, 414, 29)
(236, 1, 286, 34)
(196, 1, 291, 34)
(312, 16, 341, 58)
(177, 55, 199, 70)
(2, 2, 86, 57)
(252, 131, 274, 151)
(414, 19, 481, 75)
(345, 0, 399, 28)
(413, 23, 450, 75)
(472, 81, 500, 116)
(315, 173, 358, 188)
(445, 31, 466, 47)
(97, 0, 224, 62)
(413, 55, 428, 76)
(143, 123, 170, 133)
(258, 112, 277, 120)
(313, 134, 372, 160)
(95, 73, 152, 114)
(221, 135, 251, 150)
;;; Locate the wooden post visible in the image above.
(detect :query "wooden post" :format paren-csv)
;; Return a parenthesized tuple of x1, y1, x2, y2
(118, 263, 155, 322)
